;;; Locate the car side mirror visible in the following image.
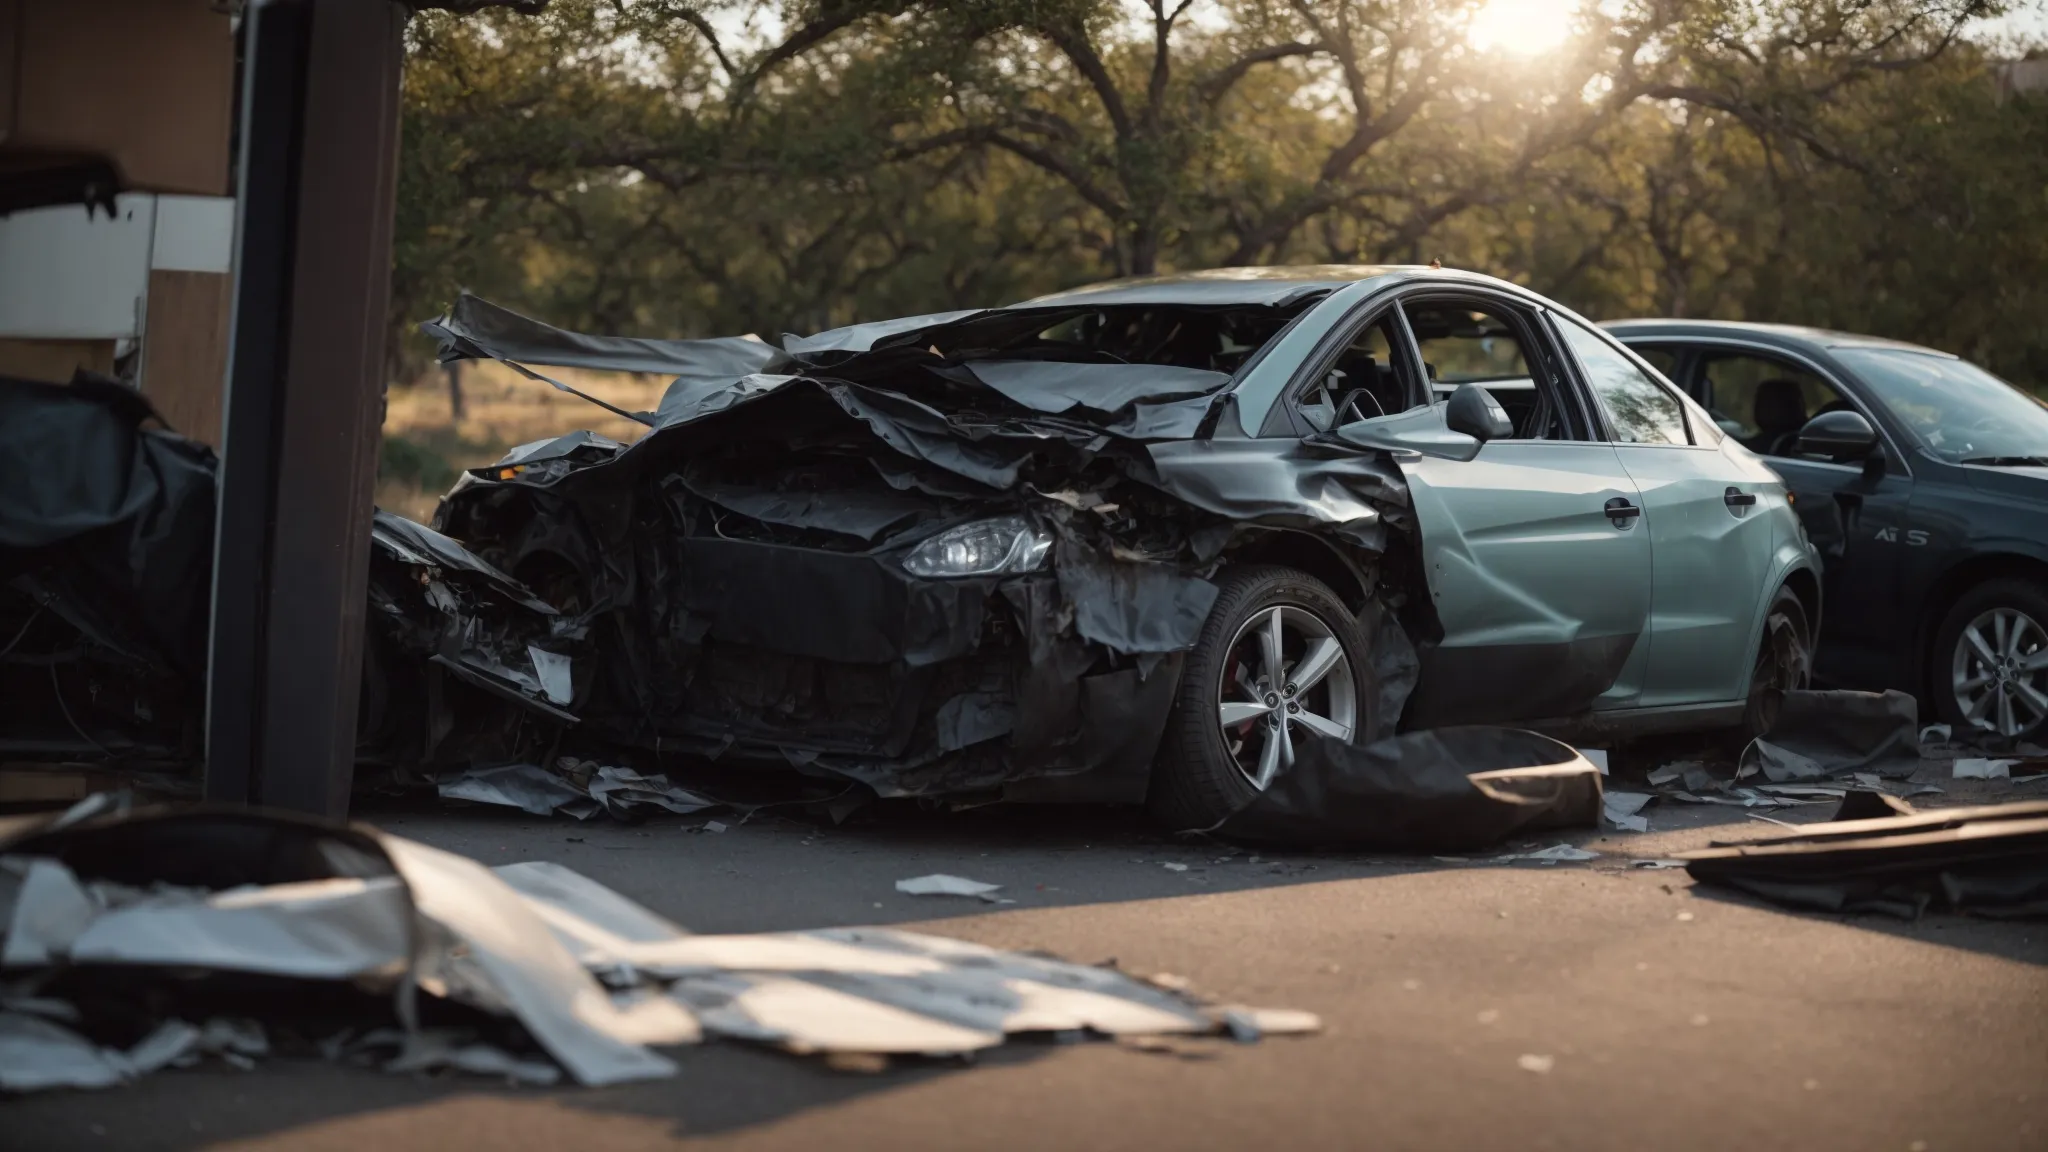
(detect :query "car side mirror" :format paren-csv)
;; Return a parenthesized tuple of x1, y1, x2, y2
(1797, 410, 1878, 462)
(1444, 383, 1512, 444)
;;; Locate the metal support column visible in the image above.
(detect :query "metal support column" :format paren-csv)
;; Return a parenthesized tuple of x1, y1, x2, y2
(205, 0, 407, 815)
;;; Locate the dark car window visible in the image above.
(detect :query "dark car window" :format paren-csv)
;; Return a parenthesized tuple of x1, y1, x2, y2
(1019, 304, 1305, 375)
(1631, 344, 1681, 380)
(1404, 300, 1568, 439)
(1836, 348, 2048, 465)
(1299, 313, 1418, 432)
(1700, 353, 1849, 457)
(1555, 316, 1690, 445)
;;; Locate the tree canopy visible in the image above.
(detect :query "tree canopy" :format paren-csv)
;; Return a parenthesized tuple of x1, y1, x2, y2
(392, 0, 2047, 388)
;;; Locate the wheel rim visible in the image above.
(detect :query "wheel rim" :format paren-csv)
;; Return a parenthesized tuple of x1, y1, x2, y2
(1215, 605, 1356, 790)
(1950, 606, 2048, 738)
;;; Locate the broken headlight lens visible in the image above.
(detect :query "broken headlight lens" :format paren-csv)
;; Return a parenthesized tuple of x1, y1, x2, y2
(900, 516, 1053, 579)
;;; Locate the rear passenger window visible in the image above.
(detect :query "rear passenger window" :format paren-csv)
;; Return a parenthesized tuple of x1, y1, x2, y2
(1556, 316, 1691, 445)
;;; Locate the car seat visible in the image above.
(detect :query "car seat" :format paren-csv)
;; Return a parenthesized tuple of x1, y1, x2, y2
(1751, 378, 1808, 456)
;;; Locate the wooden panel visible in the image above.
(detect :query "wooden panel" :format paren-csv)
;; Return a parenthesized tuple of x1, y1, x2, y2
(3, 0, 233, 195)
(140, 268, 231, 444)
(0, 336, 115, 382)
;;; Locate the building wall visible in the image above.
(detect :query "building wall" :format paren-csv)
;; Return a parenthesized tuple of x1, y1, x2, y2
(0, 192, 234, 444)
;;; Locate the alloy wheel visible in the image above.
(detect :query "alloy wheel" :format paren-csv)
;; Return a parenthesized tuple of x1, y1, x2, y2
(1950, 606, 2048, 737)
(1216, 605, 1356, 789)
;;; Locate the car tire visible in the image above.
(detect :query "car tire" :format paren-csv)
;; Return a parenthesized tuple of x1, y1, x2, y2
(1928, 578, 2048, 742)
(1742, 585, 1812, 739)
(1147, 566, 1377, 832)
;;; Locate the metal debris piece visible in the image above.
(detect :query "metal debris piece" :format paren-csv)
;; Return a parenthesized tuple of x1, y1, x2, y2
(1954, 758, 2015, 779)
(1603, 792, 1653, 833)
(1630, 859, 1687, 870)
(1491, 844, 1600, 864)
(894, 874, 1002, 897)
(438, 764, 585, 817)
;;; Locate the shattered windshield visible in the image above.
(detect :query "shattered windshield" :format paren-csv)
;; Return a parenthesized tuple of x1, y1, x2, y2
(984, 304, 1309, 376)
(1835, 348, 2048, 465)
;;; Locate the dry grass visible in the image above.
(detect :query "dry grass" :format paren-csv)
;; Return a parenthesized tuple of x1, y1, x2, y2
(377, 360, 668, 523)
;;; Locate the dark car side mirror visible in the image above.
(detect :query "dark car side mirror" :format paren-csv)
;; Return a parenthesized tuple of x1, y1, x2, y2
(1444, 383, 1513, 444)
(1797, 410, 1878, 462)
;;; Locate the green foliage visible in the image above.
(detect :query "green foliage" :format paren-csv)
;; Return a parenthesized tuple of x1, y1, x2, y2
(390, 1, 2047, 390)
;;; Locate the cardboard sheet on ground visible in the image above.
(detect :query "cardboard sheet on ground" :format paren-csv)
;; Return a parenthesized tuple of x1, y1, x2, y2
(0, 798, 1311, 1093)
(1683, 798, 2048, 919)
(1215, 727, 1603, 850)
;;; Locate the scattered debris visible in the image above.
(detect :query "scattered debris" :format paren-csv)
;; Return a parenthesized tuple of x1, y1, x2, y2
(702, 820, 728, 833)
(1517, 1054, 1555, 1073)
(894, 874, 1001, 897)
(0, 799, 1315, 1094)
(1581, 749, 1610, 776)
(1491, 844, 1600, 864)
(436, 759, 716, 820)
(1682, 799, 2048, 919)
(1161, 863, 1189, 873)
(1630, 859, 1687, 870)
(1919, 723, 1952, 746)
(1746, 812, 1803, 830)
(1756, 785, 1848, 799)
(1602, 792, 1653, 833)
(1953, 758, 2014, 780)
(1646, 763, 1687, 788)
(1738, 690, 1920, 782)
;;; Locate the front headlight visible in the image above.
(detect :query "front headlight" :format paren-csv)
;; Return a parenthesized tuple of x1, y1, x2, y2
(901, 515, 1053, 578)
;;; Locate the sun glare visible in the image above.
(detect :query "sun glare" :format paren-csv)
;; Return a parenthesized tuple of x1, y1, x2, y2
(1468, 0, 1577, 56)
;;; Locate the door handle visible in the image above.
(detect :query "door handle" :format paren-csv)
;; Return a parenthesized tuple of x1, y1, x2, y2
(1724, 487, 1757, 508)
(1603, 497, 1642, 525)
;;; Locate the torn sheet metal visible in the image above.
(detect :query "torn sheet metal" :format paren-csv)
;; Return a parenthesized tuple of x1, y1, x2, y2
(1740, 690, 1921, 781)
(1683, 799, 2048, 919)
(1603, 792, 1653, 833)
(1215, 728, 1603, 850)
(422, 293, 786, 381)
(0, 799, 1317, 1093)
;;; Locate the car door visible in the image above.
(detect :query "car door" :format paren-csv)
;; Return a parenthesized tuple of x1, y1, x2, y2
(1555, 318, 1778, 706)
(1647, 340, 1912, 688)
(1371, 293, 1654, 726)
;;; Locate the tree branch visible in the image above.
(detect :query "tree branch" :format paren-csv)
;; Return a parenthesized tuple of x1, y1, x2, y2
(1035, 19, 1134, 140)
(1198, 42, 1317, 105)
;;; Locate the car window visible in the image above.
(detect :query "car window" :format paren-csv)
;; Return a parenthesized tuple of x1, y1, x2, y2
(1404, 300, 1567, 439)
(1835, 348, 2048, 465)
(1632, 345, 1681, 380)
(1298, 314, 1416, 432)
(1555, 316, 1690, 445)
(1699, 353, 1847, 456)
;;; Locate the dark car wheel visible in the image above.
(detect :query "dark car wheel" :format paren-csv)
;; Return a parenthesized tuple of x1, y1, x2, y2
(1929, 578, 2048, 741)
(1743, 585, 1812, 738)
(1147, 566, 1376, 831)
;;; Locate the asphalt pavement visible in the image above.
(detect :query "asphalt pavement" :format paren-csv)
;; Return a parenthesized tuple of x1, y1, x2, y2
(5, 778, 2045, 1152)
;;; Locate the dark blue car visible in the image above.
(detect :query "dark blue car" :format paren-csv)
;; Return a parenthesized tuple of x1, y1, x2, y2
(1608, 320, 2048, 742)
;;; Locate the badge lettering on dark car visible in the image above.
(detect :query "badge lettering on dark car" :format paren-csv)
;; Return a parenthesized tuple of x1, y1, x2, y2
(1875, 527, 1929, 545)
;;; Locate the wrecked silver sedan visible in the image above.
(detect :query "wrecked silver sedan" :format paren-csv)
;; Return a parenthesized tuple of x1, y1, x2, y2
(422, 266, 1822, 828)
